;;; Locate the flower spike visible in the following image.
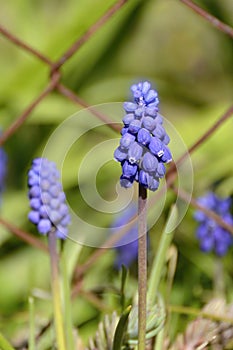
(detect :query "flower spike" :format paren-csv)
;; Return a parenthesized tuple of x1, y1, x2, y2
(28, 158, 70, 239)
(114, 81, 171, 191)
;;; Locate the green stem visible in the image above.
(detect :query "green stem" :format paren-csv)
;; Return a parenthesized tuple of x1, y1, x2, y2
(148, 205, 178, 303)
(213, 257, 224, 297)
(60, 243, 75, 350)
(29, 296, 35, 350)
(48, 231, 67, 350)
(138, 184, 147, 350)
(154, 327, 165, 350)
(0, 332, 15, 350)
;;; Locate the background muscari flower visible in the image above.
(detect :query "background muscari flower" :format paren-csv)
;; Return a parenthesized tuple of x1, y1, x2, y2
(111, 205, 149, 269)
(194, 192, 233, 256)
(114, 81, 172, 191)
(28, 158, 71, 239)
(0, 146, 7, 195)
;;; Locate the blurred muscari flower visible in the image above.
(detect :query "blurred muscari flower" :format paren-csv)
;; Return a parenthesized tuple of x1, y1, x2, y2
(111, 205, 149, 269)
(0, 146, 7, 195)
(194, 192, 233, 256)
(114, 81, 172, 191)
(28, 158, 70, 239)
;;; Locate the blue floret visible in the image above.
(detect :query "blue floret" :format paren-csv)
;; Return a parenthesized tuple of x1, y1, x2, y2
(28, 158, 70, 239)
(0, 147, 7, 195)
(194, 192, 233, 256)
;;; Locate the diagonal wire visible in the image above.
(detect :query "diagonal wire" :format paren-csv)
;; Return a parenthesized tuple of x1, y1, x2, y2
(0, 0, 129, 71)
(166, 104, 233, 178)
(0, 24, 53, 65)
(57, 83, 121, 132)
(0, 72, 60, 146)
(51, 0, 129, 71)
(180, 0, 233, 38)
(171, 185, 233, 235)
(0, 217, 48, 252)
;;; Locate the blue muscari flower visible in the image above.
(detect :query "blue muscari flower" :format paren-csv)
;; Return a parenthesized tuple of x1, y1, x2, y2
(28, 158, 70, 239)
(194, 192, 233, 256)
(114, 81, 172, 191)
(0, 146, 7, 196)
(111, 205, 149, 269)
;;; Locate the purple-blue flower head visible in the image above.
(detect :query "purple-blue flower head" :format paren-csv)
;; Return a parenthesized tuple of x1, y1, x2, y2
(114, 81, 172, 191)
(0, 146, 7, 195)
(194, 192, 233, 256)
(28, 158, 70, 239)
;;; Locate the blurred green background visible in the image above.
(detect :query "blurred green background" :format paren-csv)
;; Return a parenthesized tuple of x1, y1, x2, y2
(0, 0, 232, 346)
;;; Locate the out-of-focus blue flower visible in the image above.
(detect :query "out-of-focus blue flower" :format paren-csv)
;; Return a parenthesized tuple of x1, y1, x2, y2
(114, 81, 171, 191)
(111, 205, 149, 269)
(194, 192, 233, 256)
(28, 158, 70, 239)
(0, 146, 7, 196)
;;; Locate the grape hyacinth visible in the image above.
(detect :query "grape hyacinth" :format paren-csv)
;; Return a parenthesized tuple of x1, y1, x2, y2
(194, 192, 233, 256)
(0, 146, 7, 195)
(28, 158, 70, 239)
(114, 81, 172, 191)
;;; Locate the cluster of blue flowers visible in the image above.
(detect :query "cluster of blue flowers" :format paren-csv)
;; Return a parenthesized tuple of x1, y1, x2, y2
(28, 158, 70, 239)
(114, 81, 172, 191)
(194, 192, 233, 256)
(0, 146, 7, 196)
